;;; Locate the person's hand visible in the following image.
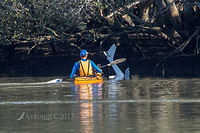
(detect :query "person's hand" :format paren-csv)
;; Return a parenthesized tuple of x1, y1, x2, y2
(96, 69, 102, 76)
(71, 74, 77, 79)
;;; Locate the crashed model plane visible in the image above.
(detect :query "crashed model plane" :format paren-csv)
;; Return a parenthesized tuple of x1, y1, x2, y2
(103, 44, 130, 80)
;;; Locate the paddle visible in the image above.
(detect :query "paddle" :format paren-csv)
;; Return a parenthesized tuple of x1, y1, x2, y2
(46, 76, 70, 83)
(100, 58, 126, 68)
(47, 58, 126, 83)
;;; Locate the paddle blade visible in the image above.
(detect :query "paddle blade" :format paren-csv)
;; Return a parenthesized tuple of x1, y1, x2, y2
(108, 58, 126, 66)
(46, 79, 63, 83)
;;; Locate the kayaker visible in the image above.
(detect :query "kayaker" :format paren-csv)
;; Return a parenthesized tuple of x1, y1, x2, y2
(70, 49, 102, 79)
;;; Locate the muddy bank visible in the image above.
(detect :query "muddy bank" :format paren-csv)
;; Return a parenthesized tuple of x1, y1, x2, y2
(131, 55, 200, 78)
(0, 53, 200, 78)
(0, 36, 200, 78)
(0, 54, 107, 77)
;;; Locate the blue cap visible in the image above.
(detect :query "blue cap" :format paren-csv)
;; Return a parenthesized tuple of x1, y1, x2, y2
(80, 49, 88, 57)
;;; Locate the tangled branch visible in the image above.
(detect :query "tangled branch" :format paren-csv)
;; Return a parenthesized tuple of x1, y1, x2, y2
(154, 27, 200, 75)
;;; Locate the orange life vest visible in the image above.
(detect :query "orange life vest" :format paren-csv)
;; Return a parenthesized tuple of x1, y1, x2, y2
(79, 60, 93, 76)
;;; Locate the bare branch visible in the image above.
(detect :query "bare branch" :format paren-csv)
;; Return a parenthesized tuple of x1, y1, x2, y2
(27, 43, 38, 54)
(46, 27, 60, 37)
(105, 1, 140, 19)
(195, 34, 200, 55)
(70, 43, 82, 50)
(154, 26, 200, 73)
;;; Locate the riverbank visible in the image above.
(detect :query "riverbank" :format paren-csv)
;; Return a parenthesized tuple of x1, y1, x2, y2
(0, 37, 200, 78)
(0, 52, 200, 78)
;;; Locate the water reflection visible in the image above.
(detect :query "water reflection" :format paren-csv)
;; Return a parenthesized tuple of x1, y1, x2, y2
(108, 79, 184, 99)
(0, 78, 200, 132)
(69, 79, 200, 133)
(71, 83, 103, 100)
(71, 83, 103, 133)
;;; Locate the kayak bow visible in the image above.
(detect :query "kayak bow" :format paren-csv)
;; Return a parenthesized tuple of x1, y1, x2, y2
(74, 76, 103, 84)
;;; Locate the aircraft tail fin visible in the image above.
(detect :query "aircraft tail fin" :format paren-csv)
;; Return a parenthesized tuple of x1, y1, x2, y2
(103, 44, 124, 79)
(103, 44, 116, 61)
(125, 68, 130, 80)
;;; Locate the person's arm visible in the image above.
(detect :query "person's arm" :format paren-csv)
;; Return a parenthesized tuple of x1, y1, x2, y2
(70, 62, 79, 78)
(90, 60, 102, 73)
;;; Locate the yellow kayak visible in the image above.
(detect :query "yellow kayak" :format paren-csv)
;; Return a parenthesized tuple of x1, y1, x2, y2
(74, 76, 103, 84)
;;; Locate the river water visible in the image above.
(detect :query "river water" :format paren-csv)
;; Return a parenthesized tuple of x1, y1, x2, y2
(0, 77, 200, 133)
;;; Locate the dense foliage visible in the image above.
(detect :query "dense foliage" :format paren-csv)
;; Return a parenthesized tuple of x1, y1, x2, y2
(0, 0, 200, 57)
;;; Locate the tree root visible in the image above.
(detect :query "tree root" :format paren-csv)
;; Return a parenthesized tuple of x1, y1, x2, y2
(154, 26, 200, 76)
(195, 34, 200, 55)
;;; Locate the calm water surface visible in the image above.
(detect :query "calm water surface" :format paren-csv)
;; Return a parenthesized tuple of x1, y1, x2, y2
(0, 77, 200, 133)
